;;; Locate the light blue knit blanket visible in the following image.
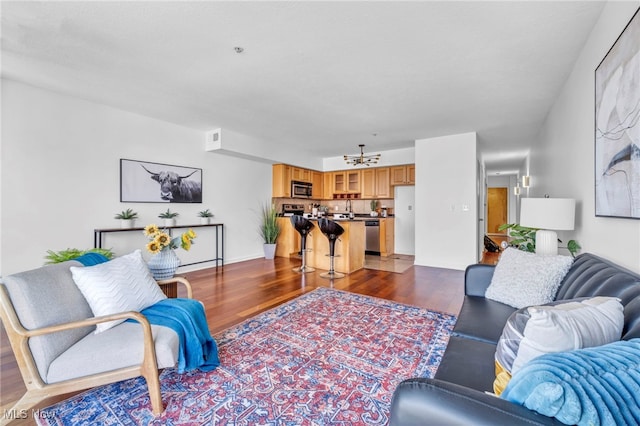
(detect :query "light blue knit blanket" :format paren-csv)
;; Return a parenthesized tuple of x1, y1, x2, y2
(140, 298, 220, 373)
(501, 338, 640, 426)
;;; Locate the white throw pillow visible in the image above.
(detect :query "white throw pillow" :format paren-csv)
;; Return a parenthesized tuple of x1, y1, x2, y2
(493, 296, 624, 395)
(485, 248, 573, 309)
(511, 296, 624, 373)
(71, 250, 167, 333)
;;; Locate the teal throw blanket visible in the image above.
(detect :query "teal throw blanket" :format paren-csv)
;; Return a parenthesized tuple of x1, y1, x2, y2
(501, 338, 640, 426)
(140, 298, 220, 373)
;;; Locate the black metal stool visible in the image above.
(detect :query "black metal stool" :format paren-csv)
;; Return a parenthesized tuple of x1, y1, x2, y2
(290, 215, 315, 273)
(318, 218, 345, 279)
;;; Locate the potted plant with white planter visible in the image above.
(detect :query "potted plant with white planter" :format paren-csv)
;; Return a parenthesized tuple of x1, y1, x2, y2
(114, 208, 138, 228)
(370, 200, 378, 217)
(259, 202, 280, 259)
(198, 209, 214, 225)
(158, 208, 179, 227)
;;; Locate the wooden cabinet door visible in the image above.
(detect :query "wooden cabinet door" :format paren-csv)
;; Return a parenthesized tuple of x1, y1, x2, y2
(291, 167, 311, 182)
(390, 165, 415, 185)
(312, 171, 323, 199)
(333, 172, 346, 193)
(346, 170, 361, 193)
(323, 173, 333, 199)
(361, 169, 376, 198)
(272, 164, 291, 197)
(407, 165, 415, 184)
(376, 168, 391, 198)
(390, 166, 407, 185)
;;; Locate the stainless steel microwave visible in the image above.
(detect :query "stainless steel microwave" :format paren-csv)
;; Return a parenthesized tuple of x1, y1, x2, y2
(291, 181, 312, 198)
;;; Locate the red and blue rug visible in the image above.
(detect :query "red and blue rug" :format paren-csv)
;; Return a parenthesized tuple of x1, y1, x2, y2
(37, 288, 456, 425)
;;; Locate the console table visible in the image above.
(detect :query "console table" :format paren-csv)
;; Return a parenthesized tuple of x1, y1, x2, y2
(94, 223, 224, 268)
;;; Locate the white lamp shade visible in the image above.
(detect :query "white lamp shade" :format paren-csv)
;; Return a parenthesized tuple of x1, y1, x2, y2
(519, 198, 575, 230)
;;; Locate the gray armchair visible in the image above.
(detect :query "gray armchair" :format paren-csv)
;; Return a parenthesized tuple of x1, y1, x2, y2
(0, 260, 193, 424)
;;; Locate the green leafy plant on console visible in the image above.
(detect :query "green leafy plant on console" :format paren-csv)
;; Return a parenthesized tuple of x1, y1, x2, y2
(114, 208, 138, 220)
(158, 208, 179, 219)
(197, 209, 214, 218)
(44, 248, 114, 265)
(499, 223, 581, 258)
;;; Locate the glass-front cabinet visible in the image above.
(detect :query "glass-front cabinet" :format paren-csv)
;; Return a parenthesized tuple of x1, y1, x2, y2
(333, 170, 361, 194)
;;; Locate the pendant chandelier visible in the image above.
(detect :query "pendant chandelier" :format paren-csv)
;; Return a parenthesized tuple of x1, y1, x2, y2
(344, 144, 381, 166)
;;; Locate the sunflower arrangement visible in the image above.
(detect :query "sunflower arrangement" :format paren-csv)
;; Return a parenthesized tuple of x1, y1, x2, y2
(144, 224, 197, 254)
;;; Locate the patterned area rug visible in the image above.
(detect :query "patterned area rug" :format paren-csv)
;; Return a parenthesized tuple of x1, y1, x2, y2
(37, 288, 456, 425)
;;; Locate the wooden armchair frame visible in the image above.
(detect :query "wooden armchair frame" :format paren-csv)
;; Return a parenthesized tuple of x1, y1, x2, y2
(0, 276, 193, 425)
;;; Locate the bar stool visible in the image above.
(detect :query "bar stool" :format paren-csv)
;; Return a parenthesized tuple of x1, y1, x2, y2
(290, 215, 315, 273)
(318, 218, 345, 279)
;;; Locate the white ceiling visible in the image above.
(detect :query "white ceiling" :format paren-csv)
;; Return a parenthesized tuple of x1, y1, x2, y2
(1, 1, 606, 173)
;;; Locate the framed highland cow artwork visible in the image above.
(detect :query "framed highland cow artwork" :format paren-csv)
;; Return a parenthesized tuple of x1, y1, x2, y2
(120, 159, 203, 203)
(594, 7, 639, 219)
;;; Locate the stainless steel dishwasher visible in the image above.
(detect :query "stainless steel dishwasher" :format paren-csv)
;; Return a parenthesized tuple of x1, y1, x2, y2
(365, 220, 380, 255)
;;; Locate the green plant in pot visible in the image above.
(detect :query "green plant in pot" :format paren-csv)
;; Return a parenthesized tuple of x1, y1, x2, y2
(370, 199, 378, 217)
(114, 208, 138, 229)
(198, 209, 214, 224)
(259, 202, 280, 259)
(158, 208, 179, 227)
(499, 223, 581, 257)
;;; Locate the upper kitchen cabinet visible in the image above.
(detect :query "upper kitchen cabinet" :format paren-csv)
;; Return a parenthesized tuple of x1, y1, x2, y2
(333, 170, 361, 194)
(390, 164, 415, 185)
(362, 167, 391, 199)
(311, 171, 323, 199)
(272, 164, 291, 197)
(323, 173, 333, 199)
(291, 167, 311, 183)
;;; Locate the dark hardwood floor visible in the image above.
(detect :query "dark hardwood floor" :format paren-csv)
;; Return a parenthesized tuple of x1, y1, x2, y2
(1, 256, 466, 424)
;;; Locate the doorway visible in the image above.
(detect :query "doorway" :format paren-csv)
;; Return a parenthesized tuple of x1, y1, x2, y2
(487, 187, 508, 234)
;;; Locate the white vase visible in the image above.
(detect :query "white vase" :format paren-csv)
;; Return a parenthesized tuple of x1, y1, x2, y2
(164, 218, 176, 227)
(200, 217, 211, 225)
(263, 243, 277, 260)
(120, 219, 134, 229)
(147, 249, 181, 280)
(370, 211, 378, 217)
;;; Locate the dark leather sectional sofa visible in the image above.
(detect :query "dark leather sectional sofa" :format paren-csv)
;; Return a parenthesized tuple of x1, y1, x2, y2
(390, 253, 640, 425)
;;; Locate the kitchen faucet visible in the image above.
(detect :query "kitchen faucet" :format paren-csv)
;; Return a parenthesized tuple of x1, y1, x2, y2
(346, 199, 354, 219)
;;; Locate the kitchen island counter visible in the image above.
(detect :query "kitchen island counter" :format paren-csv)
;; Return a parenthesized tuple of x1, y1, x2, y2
(306, 219, 364, 274)
(275, 217, 364, 274)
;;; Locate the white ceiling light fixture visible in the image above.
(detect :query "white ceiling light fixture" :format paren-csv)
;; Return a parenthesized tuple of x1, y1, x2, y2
(344, 144, 381, 167)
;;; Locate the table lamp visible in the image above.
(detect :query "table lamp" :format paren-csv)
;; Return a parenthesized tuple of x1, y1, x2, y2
(519, 198, 575, 255)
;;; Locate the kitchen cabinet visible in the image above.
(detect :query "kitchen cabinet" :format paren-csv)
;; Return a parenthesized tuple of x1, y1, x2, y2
(361, 167, 391, 199)
(311, 171, 323, 199)
(292, 167, 311, 183)
(361, 169, 376, 198)
(323, 173, 333, 200)
(390, 164, 415, 185)
(275, 217, 300, 257)
(376, 168, 391, 198)
(333, 170, 361, 194)
(273, 164, 320, 198)
(379, 218, 395, 257)
(272, 164, 291, 197)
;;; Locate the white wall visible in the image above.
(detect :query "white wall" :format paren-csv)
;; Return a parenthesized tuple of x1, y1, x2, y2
(415, 132, 478, 270)
(1, 80, 272, 276)
(530, 2, 640, 272)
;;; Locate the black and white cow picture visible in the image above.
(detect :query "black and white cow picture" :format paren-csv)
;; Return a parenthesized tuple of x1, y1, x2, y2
(141, 165, 202, 203)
